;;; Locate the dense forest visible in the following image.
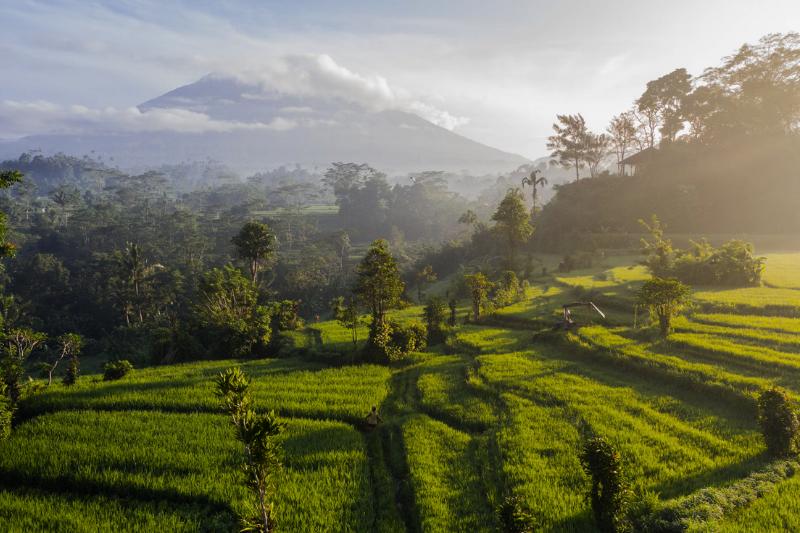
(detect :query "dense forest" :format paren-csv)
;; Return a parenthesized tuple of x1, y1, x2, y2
(534, 33, 800, 250)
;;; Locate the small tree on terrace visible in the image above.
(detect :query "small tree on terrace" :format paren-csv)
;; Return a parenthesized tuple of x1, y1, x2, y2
(492, 188, 533, 268)
(521, 169, 548, 214)
(216, 367, 284, 532)
(196, 265, 272, 357)
(423, 297, 448, 345)
(637, 278, 691, 338)
(758, 387, 799, 457)
(415, 265, 437, 303)
(580, 436, 628, 533)
(464, 273, 494, 321)
(547, 113, 589, 181)
(232, 221, 277, 285)
(44, 333, 83, 386)
(2, 328, 47, 404)
(354, 240, 404, 347)
(331, 296, 361, 349)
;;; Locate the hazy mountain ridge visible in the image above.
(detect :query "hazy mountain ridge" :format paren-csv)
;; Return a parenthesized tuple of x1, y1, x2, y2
(0, 74, 529, 175)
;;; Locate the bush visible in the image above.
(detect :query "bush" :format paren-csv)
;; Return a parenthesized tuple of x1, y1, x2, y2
(365, 319, 427, 363)
(388, 320, 427, 355)
(103, 360, 134, 381)
(580, 436, 628, 533)
(62, 356, 79, 386)
(494, 271, 523, 308)
(637, 278, 692, 337)
(758, 387, 799, 457)
(423, 297, 448, 345)
(497, 495, 535, 533)
(0, 384, 11, 441)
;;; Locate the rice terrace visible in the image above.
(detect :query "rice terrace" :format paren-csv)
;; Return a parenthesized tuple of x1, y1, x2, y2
(3, 2, 800, 532)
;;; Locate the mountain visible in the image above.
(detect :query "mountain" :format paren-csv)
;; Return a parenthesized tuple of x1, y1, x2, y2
(0, 75, 529, 175)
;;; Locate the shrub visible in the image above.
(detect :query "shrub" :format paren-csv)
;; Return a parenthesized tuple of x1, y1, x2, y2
(494, 271, 523, 308)
(103, 360, 134, 381)
(365, 319, 426, 363)
(0, 383, 11, 441)
(62, 355, 79, 386)
(637, 277, 692, 337)
(580, 436, 628, 533)
(497, 495, 535, 533)
(423, 297, 448, 345)
(195, 266, 273, 357)
(758, 387, 799, 457)
(389, 320, 427, 355)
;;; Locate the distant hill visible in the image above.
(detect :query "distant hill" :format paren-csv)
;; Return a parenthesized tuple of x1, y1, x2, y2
(532, 137, 800, 252)
(0, 74, 528, 176)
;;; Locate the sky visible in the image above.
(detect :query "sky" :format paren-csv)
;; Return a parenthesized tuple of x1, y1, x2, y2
(2, 0, 800, 158)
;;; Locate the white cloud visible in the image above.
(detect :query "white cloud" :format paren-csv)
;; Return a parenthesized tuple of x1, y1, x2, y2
(223, 54, 469, 130)
(0, 100, 296, 138)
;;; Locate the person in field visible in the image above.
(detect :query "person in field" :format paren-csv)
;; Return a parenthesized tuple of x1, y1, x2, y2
(365, 406, 383, 430)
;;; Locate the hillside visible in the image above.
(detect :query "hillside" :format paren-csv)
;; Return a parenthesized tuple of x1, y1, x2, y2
(4, 254, 800, 531)
(532, 138, 800, 252)
(0, 74, 529, 176)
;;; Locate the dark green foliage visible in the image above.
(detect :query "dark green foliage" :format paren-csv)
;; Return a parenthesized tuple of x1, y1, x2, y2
(463, 273, 493, 321)
(758, 387, 799, 457)
(354, 240, 404, 358)
(580, 437, 628, 533)
(196, 266, 272, 357)
(448, 298, 458, 327)
(557, 251, 597, 273)
(672, 240, 765, 286)
(491, 188, 533, 267)
(0, 383, 11, 441)
(232, 221, 276, 284)
(366, 319, 426, 363)
(639, 218, 765, 287)
(388, 320, 427, 355)
(102, 360, 134, 381)
(215, 367, 284, 532)
(423, 297, 448, 344)
(497, 495, 535, 533)
(494, 271, 523, 308)
(331, 296, 360, 349)
(637, 278, 692, 337)
(270, 300, 303, 332)
(62, 355, 79, 386)
(2, 328, 47, 404)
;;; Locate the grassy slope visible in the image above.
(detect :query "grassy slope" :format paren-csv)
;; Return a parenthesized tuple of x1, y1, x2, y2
(4, 253, 800, 531)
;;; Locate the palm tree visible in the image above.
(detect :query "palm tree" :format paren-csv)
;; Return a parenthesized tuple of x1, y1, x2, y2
(521, 169, 549, 214)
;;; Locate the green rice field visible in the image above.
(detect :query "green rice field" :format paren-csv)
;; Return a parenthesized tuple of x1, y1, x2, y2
(4, 254, 800, 531)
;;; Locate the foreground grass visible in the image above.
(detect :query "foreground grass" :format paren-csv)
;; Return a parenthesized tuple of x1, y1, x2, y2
(0, 411, 375, 532)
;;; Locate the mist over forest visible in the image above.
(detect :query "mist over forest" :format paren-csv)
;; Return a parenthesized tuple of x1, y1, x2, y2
(1, 3, 800, 532)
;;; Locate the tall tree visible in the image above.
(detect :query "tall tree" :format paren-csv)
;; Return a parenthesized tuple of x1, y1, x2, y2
(607, 112, 637, 175)
(491, 188, 533, 267)
(232, 221, 277, 285)
(547, 114, 589, 181)
(585, 132, 611, 178)
(464, 273, 493, 321)
(353, 240, 404, 337)
(521, 169, 548, 213)
(637, 68, 692, 144)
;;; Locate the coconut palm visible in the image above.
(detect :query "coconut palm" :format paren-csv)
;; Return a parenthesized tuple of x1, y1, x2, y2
(521, 169, 549, 214)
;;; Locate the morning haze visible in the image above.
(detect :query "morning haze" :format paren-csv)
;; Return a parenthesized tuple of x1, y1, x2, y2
(1, 2, 800, 532)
